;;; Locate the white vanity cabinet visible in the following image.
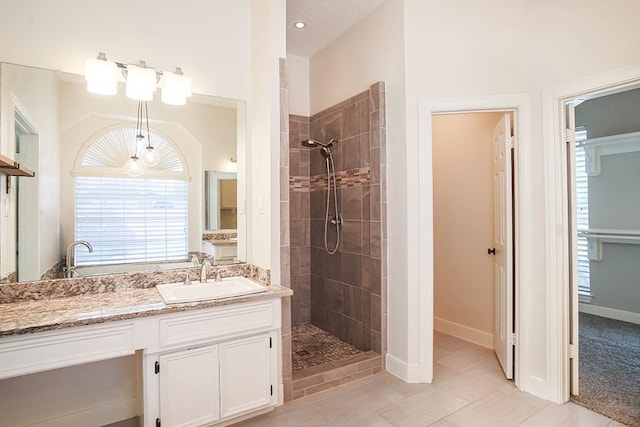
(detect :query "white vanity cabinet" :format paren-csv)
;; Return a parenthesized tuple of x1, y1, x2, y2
(219, 333, 273, 419)
(159, 345, 221, 427)
(145, 298, 281, 427)
(0, 295, 284, 427)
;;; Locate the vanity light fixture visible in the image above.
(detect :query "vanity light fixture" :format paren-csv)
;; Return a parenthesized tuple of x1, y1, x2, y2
(84, 52, 192, 104)
(85, 52, 118, 95)
(161, 68, 192, 105)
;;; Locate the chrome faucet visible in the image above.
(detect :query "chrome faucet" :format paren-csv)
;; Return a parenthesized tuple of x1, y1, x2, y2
(184, 271, 192, 285)
(215, 267, 223, 282)
(200, 261, 211, 283)
(65, 241, 93, 278)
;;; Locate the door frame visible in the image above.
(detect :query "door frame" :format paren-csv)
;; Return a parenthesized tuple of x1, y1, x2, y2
(542, 64, 640, 403)
(417, 94, 531, 388)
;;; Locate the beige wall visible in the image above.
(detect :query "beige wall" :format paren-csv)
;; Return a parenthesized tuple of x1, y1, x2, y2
(433, 112, 503, 340)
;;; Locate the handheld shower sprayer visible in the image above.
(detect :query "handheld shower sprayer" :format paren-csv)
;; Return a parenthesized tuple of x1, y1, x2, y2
(300, 137, 341, 254)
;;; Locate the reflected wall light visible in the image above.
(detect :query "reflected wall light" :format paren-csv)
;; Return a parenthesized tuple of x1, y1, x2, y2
(84, 52, 192, 104)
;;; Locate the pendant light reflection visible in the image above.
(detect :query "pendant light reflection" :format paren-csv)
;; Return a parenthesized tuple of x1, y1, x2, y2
(124, 101, 156, 176)
(140, 101, 160, 167)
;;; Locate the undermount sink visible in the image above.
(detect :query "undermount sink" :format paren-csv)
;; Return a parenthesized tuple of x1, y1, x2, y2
(156, 276, 267, 304)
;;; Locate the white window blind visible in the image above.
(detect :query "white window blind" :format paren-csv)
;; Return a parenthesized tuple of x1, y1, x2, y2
(575, 127, 591, 296)
(75, 176, 188, 265)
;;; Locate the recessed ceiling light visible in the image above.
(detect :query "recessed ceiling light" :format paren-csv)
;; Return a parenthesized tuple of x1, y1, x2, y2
(293, 21, 306, 29)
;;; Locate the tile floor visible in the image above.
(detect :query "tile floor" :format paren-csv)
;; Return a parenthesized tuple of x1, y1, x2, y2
(233, 332, 624, 427)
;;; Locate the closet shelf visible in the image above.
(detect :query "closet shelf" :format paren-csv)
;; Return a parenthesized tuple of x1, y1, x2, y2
(0, 154, 35, 177)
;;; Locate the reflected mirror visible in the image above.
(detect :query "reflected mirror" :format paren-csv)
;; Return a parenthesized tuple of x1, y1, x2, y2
(0, 62, 247, 283)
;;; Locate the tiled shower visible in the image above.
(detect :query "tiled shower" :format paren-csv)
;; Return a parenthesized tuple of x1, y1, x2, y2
(288, 82, 387, 394)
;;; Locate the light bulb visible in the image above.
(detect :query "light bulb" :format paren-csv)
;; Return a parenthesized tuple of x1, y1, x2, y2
(85, 54, 118, 95)
(142, 146, 160, 167)
(127, 134, 146, 156)
(126, 64, 157, 101)
(161, 69, 192, 105)
(124, 156, 146, 177)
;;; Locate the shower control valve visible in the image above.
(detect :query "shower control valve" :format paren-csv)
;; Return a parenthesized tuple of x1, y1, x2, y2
(330, 215, 343, 229)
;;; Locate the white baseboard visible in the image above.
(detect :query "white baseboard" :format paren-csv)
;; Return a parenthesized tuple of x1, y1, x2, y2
(30, 397, 138, 427)
(385, 353, 426, 383)
(434, 317, 494, 349)
(579, 303, 640, 325)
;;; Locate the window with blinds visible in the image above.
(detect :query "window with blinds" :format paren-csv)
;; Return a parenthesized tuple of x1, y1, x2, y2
(575, 127, 591, 296)
(75, 176, 188, 265)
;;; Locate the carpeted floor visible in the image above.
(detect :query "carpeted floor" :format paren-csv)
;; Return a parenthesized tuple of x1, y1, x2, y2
(570, 312, 640, 426)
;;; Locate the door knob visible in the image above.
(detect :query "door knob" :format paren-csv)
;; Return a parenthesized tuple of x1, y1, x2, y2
(487, 248, 496, 255)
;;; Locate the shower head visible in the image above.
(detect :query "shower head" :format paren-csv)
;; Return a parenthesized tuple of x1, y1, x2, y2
(301, 139, 327, 148)
(300, 137, 339, 149)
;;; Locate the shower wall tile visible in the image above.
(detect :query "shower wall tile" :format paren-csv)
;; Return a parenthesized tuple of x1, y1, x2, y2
(280, 245, 291, 287)
(326, 279, 343, 313)
(343, 285, 363, 321)
(325, 252, 342, 281)
(290, 219, 308, 248)
(310, 274, 326, 306)
(299, 149, 310, 176)
(341, 220, 363, 254)
(289, 149, 300, 176)
(289, 119, 300, 149)
(370, 147, 380, 184)
(342, 252, 362, 287)
(290, 247, 301, 276)
(370, 184, 380, 221)
(358, 99, 370, 134)
(310, 247, 325, 276)
(371, 294, 381, 333)
(370, 221, 381, 259)
(362, 292, 371, 328)
(360, 133, 371, 167)
(280, 168, 290, 203)
(371, 259, 382, 297)
(342, 135, 361, 170)
(341, 102, 359, 139)
(341, 186, 362, 220)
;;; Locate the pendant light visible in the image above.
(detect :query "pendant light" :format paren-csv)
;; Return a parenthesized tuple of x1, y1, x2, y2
(140, 102, 160, 167)
(124, 101, 147, 177)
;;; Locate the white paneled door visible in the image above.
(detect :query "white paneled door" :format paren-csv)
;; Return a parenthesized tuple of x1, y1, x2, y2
(491, 113, 514, 379)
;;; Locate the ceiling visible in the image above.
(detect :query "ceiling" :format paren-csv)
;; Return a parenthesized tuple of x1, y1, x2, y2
(286, 0, 384, 58)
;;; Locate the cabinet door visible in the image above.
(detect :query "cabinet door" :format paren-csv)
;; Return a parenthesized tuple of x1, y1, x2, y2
(219, 334, 273, 418)
(159, 345, 220, 427)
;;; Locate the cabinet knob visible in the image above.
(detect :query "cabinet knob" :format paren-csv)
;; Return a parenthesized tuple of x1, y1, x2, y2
(487, 248, 496, 255)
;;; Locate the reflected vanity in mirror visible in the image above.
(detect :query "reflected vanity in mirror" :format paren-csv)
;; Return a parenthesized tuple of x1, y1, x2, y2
(0, 62, 247, 283)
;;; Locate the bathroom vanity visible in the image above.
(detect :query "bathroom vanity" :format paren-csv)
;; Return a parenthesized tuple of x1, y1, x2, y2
(0, 274, 291, 426)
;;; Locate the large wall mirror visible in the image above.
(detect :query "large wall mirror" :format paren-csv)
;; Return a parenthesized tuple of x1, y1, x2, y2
(0, 62, 247, 283)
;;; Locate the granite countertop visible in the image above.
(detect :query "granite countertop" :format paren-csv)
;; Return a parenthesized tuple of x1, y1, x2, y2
(0, 283, 292, 338)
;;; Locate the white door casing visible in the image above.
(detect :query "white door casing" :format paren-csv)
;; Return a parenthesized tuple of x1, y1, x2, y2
(417, 94, 529, 390)
(492, 113, 514, 379)
(16, 134, 39, 282)
(542, 64, 640, 403)
(565, 102, 580, 396)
